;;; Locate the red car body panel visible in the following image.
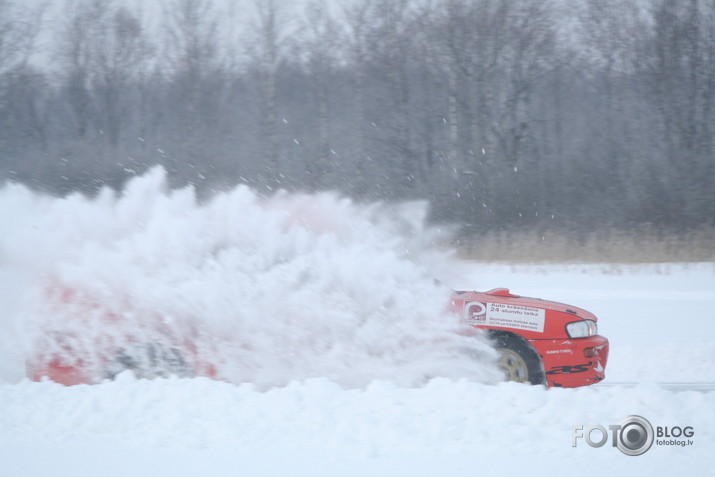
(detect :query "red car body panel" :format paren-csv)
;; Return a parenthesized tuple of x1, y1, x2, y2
(28, 358, 90, 386)
(451, 288, 609, 387)
(28, 286, 609, 388)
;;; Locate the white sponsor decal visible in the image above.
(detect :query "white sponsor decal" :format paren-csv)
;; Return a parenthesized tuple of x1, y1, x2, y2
(546, 349, 573, 355)
(464, 301, 545, 333)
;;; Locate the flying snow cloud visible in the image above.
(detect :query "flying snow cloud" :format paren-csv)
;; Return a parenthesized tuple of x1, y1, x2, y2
(0, 168, 499, 387)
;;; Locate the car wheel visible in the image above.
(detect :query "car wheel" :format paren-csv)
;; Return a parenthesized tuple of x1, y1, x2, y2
(491, 333, 545, 385)
(105, 344, 194, 380)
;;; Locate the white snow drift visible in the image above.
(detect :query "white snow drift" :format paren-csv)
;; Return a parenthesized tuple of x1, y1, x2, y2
(0, 168, 499, 387)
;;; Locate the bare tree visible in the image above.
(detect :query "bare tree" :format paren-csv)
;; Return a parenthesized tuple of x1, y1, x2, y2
(639, 0, 715, 227)
(247, 0, 287, 182)
(91, 7, 151, 146)
(164, 0, 222, 127)
(366, 0, 422, 189)
(296, 0, 342, 188)
(58, 0, 104, 140)
(431, 0, 510, 174)
(162, 0, 233, 184)
(341, 0, 374, 194)
(0, 0, 47, 189)
(491, 0, 555, 166)
(0, 0, 45, 152)
(2, 0, 714, 235)
(0, 0, 37, 76)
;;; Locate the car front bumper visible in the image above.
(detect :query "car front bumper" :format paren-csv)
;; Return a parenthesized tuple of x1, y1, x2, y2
(531, 335, 609, 388)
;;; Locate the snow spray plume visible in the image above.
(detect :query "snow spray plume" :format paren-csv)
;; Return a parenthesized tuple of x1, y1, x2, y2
(0, 168, 499, 387)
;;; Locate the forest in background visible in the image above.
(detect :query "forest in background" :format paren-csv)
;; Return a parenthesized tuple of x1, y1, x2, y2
(1, 0, 713, 250)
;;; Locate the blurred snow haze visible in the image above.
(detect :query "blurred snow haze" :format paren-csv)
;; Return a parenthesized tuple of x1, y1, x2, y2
(0, 167, 498, 387)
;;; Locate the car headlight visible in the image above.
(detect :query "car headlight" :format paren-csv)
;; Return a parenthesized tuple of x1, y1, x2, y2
(566, 320, 598, 338)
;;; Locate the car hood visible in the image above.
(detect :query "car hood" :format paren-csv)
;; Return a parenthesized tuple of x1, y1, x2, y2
(455, 288, 598, 322)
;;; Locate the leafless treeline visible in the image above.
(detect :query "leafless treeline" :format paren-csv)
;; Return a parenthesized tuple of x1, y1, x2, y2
(1, 0, 714, 234)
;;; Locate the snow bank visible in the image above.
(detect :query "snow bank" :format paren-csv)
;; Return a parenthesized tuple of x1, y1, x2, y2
(0, 376, 712, 476)
(0, 168, 499, 387)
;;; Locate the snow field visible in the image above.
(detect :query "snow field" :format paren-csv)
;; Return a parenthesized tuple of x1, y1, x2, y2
(1, 375, 713, 476)
(1, 169, 714, 475)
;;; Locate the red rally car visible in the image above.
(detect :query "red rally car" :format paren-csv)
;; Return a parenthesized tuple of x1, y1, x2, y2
(28, 286, 609, 388)
(452, 288, 609, 387)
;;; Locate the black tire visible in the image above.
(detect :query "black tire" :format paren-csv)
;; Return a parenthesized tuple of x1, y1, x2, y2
(490, 332, 545, 385)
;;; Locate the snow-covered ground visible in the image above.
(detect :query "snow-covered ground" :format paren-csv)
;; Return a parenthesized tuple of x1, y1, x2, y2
(1, 170, 713, 476)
